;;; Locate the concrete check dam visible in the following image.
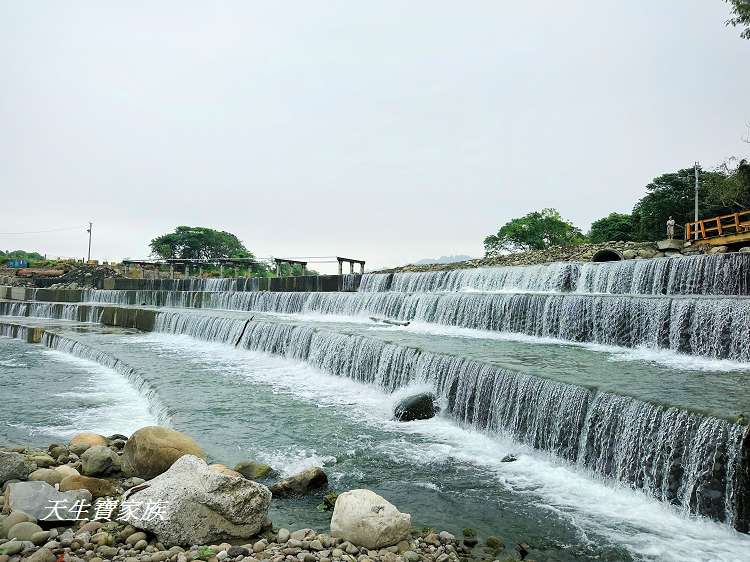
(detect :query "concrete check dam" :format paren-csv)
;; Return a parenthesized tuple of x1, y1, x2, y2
(2, 252, 750, 562)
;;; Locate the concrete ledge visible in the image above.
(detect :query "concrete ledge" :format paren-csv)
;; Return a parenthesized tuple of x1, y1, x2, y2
(99, 307, 157, 331)
(0, 321, 45, 343)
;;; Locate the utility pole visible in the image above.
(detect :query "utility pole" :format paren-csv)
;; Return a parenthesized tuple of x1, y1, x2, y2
(694, 163, 700, 241)
(86, 222, 93, 262)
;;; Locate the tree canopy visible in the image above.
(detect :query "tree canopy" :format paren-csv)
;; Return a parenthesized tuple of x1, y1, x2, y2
(150, 226, 254, 261)
(588, 212, 634, 243)
(0, 249, 45, 261)
(725, 0, 750, 39)
(631, 167, 741, 240)
(484, 208, 585, 256)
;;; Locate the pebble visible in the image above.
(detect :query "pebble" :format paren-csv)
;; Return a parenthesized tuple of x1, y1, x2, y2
(31, 530, 52, 545)
(277, 529, 291, 543)
(126, 531, 148, 546)
(290, 529, 313, 541)
(134, 539, 148, 550)
(0, 541, 24, 556)
(227, 547, 250, 558)
(253, 540, 268, 553)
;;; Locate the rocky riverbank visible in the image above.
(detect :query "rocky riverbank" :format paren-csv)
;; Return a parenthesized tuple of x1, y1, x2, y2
(377, 240, 733, 273)
(1, 427, 529, 562)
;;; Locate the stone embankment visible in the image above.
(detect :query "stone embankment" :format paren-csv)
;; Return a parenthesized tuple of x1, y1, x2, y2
(379, 240, 750, 273)
(0, 265, 121, 290)
(1, 427, 522, 562)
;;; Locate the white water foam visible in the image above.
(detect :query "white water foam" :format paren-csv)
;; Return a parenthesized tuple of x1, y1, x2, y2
(398, 321, 750, 373)
(139, 333, 750, 562)
(40, 349, 158, 437)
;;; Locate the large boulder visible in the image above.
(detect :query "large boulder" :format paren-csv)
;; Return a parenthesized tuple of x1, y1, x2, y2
(330, 489, 411, 549)
(59, 475, 118, 498)
(121, 455, 271, 545)
(269, 467, 327, 497)
(4, 481, 92, 521)
(394, 393, 439, 422)
(81, 446, 120, 476)
(121, 426, 205, 479)
(0, 451, 34, 485)
(28, 469, 64, 487)
(69, 433, 108, 455)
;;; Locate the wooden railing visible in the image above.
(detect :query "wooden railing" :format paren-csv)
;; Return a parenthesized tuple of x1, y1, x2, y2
(685, 210, 750, 241)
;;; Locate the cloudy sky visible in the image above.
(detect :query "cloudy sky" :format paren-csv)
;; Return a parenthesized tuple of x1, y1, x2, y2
(1, 1, 748, 271)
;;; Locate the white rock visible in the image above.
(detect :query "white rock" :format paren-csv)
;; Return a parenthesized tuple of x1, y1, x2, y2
(330, 489, 411, 549)
(121, 455, 271, 546)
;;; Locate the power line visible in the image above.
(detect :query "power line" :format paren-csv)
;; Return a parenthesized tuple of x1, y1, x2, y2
(0, 225, 86, 236)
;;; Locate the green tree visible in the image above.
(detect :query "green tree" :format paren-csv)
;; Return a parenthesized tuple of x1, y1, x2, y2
(149, 227, 269, 275)
(725, 0, 750, 39)
(588, 212, 634, 243)
(484, 208, 586, 256)
(631, 167, 729, 240)
(708, 159, 750, 210)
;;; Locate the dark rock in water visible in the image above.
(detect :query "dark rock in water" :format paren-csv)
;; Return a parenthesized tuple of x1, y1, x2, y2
(501, 454, 517, 463)
(269, 467, 327, 497)
(394, 393, 439, 422)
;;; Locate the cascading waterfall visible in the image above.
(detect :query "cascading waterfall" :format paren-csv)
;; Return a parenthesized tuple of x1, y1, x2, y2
(151, 310, 749, 530)
(39, 331, 172, 426)
(0, 301, 103, 323)
(86, 289, 750, 361)
(361, 253, 750, 296)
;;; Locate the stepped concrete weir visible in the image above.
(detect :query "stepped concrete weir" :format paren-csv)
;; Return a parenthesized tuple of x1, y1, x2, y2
(2, 250, 750, 536)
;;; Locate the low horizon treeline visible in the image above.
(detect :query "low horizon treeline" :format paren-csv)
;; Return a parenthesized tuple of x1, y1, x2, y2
(484, 160, 750, 256)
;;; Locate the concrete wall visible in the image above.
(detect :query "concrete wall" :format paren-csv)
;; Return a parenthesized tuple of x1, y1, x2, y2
(103, 274, 360, 292)
(99, 306, 157, 331)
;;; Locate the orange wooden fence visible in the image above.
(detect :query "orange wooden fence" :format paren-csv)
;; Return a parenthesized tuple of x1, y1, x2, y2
(685, 210, 750, 241)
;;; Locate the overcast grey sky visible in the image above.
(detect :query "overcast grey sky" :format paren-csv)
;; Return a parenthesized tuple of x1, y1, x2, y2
(1, 1, 748, 271)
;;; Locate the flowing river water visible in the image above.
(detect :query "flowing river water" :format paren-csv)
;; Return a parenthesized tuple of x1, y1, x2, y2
(2, 253, 750, 562)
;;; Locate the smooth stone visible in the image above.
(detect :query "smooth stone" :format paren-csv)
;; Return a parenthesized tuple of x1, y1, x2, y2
(4, 481, 92, 522)
(330, 490, 411, 549)
(234, 462, 273, 481)
(28, 469, 63, 486)
(269, 468, 327, 497)
(79, 521, 103, 534)
(393, 393, 439, 422)
(1, 511, 35, 539)
(81, 446, 120, 477)
(60, 474, 117, 498)
(29, 455, 56, 469)
(31, 530, 52, 545)
(97, 545, 119, 558)
(54, 465, 80, 479)
(25, 547, 56, 562)
(121, 426, 206, 480)
(7, 521, 43, 541)
(0, 541, 24, 556)
(126, 532, 148, 545)
(69, 433, 108, 456)
(277, 529, 290, 543)
(226, 547, 249, 558)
